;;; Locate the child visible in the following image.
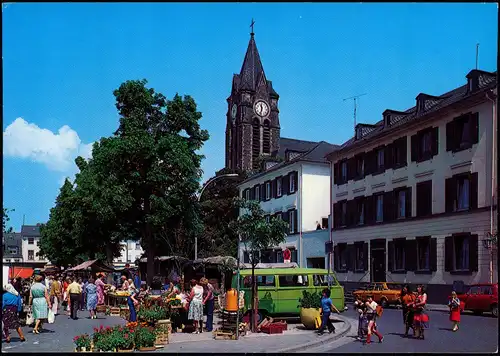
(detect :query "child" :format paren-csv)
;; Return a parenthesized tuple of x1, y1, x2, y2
(317, 288, 340, 335)
(365, 295, 384, 344)
(448, 291, 461, 332)
(354, 297, 367, 340)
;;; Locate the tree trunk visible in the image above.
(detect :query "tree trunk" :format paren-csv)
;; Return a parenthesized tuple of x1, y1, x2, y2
(144, 195, 154, 287)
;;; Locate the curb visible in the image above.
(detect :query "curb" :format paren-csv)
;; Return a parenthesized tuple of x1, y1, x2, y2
(274, 314, 353, 353)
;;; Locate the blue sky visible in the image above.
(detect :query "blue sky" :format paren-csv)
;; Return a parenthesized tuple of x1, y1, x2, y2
(2, 3, 497, 230)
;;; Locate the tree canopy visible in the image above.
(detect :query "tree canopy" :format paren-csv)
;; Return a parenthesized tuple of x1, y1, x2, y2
(3, 208, 14, 234)
(39, 79, 209, 280)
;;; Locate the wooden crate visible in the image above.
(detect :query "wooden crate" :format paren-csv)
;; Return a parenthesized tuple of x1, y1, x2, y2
(214, 330, 236, 340)
(96, 305, 107, 313)
(109, 307, 121, 316)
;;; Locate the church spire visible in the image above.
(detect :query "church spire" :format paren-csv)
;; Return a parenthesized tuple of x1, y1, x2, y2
(239, 19, 265, 91)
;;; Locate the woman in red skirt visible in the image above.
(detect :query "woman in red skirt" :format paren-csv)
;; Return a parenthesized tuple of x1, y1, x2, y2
(448, 291, 462, 332)
(411, 285, 429, 340)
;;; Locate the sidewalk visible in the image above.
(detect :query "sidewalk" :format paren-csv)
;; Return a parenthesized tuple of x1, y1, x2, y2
(160, 314, 353, 353)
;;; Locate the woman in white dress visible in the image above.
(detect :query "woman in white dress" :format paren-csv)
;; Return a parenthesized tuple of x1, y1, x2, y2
(187, 279, 204, 334)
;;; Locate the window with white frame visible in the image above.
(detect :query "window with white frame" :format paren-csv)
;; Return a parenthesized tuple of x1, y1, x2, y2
(245, 189, 250, 200)
(276, 212, 282, 220)
(340, 201, 347, 226)
(28, 238, 34, 245)
(456, 176, 470, 211)
(393, 240, 405, 271)
(265, 182, 271, 200)
(28, 250, 34, 260)
(276, 177, 282, 197)
(289, 210, 296, 233)
(254, 185, 260, 201)
(289, 174, 296, 193)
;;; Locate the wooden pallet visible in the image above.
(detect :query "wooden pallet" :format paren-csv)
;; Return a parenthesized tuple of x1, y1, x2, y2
(213, 330, 236, 340)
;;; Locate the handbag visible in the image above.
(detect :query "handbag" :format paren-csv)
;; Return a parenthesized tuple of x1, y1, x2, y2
(26, 308, 34, 326)
(48, 309, 55, 324)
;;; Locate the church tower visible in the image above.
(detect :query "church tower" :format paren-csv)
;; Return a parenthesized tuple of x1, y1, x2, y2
(225, 28, 280, 172)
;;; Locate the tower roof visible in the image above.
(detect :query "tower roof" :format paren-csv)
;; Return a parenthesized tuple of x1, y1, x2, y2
(239, 33, 265, 91)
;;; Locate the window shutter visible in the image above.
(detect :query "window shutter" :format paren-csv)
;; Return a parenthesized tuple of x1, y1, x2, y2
(293, 209, 298, 234)
(470, 172, 478, 209)
(411, 134, 419, 162)
(384, 191, 394, 222)
(431, 126, 439, 156)
(400, 137, 408, 166)
(260, 184, 265, 202)
(384, 144, 393, 170)
(405, 186, 412, 218)
(333, 244, 339, 271)
(363, 243, 369, 271)
(469, 234, 478, 272)
(250, 187, 255, 200)
(283, 175, 290, 195)
(445, 177, 456, 213)
(430, 238, 437, 272)
(272, 179, 277, 199)
(446, 120, 455, 151)
(347, 158, 356, 181)
(388, 240, 394, 272)
(364, 195, 373, 224)
(444, 236, 453, 272)
(282, 210, 289, 225)
(333, 163, 339, 185)
(333, 203, 339, 229)
(293, 171, 299, 191)
(470, 112, 479, 145)
(405, 239, 417, 271)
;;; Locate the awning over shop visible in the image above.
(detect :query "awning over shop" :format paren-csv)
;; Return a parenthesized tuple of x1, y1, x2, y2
(10, 267, 34, 279)
(67, 259, 115, 273)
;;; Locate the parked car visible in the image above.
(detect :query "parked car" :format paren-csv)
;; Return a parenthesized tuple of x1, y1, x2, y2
(352, 282, 403, 307)
(451, 283, 498, 317)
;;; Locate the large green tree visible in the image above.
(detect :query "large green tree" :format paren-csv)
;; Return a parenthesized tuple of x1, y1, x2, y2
(230, 199, 288, 332)
(198, 167, 247, 258)
(3, 208, 14, 234)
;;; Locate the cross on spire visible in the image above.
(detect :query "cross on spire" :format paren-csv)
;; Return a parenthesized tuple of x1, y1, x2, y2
(250, 18, 255, 36)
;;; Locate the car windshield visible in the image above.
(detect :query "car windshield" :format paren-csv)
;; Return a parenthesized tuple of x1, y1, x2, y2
(387, 284, 403, 290)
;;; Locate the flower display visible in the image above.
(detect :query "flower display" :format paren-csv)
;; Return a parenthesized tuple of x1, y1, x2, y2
(73, 334, 91, 350)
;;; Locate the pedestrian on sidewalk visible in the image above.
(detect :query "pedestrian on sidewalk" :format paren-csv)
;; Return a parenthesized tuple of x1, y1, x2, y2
(2, 283, 26, 343)
(364, 295, 384, 344)
(317, 288, 339, 335)
(411, 285, 429, 340)
(401, 285, 416, 337)
(448, 291, 462, 332)
(29, 275, 52, 333)
(85, 277, 98, 319)
(187, 279, 204, 334)
(49, 276, 62, 316)
(200, 277, 215, 332)
(354, 297, 367, 340)
(66, 278, 82, 320)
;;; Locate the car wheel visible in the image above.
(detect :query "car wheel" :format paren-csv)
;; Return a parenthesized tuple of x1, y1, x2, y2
(380, 298, 388, 308)
(491, 304, 498, 318)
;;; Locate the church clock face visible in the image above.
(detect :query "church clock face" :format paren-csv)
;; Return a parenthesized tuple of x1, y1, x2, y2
(231, 104, 237, 119)
(254, 100, 270, 117)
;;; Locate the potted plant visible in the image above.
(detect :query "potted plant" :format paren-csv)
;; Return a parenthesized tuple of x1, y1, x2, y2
(298, 290, 322, 330)
(134, 326, 157, 351)
(92, 326, 117, 352)
(74, 334, 92, 352)
(115, 326, 136, 353)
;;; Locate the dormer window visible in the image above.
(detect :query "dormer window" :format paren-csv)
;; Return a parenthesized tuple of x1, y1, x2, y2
(355, 127, 363, 140)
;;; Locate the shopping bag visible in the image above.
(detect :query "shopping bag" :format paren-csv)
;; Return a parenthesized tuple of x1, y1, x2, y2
(48, 309, 55, 324)
(26, 309, 34, 326)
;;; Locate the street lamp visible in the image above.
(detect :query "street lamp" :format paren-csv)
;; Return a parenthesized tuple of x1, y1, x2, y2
(195, 173, 240, 260)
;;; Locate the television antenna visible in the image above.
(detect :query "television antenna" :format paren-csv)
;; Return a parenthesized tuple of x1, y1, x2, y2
(343, 93, 367, 129)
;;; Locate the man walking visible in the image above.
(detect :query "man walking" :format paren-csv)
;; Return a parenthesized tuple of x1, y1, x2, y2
(66, 278, 82, 320)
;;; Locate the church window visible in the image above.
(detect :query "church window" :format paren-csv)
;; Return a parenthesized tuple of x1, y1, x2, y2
(263, 120, 271, 154)
(252, 119, 261, 170)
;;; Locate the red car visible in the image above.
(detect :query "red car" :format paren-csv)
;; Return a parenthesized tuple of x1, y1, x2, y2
(451, 283, 498, 317)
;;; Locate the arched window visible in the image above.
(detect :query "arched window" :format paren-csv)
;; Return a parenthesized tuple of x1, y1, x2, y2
(263, 120, 271, 154)
(252, 118, 261, 170)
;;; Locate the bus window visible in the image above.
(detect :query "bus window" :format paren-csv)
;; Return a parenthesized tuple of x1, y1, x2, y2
(257, 275, 275, 287)
(279, 275, 308, 287)
(313, 274, 337, 286)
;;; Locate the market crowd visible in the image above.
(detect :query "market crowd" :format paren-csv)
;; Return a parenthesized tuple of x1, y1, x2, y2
(2, 269, 218, 343)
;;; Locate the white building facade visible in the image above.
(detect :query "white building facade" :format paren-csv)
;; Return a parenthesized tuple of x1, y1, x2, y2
(21, 225, 48, 264)
(237, 141, 338, 268)
(113, 240, 144, 267)
(327, 69, 497, 303)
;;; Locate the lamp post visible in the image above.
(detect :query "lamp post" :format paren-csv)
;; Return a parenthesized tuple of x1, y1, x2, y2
(195, 173, 240, 260)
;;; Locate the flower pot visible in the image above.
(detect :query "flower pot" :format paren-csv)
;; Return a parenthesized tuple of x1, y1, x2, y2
(117, 348, 135, 353)
(299, 308, 321, 330)
(138, 346, 156, 352)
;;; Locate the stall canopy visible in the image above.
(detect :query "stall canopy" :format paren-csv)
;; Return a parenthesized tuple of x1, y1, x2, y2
(67, 259, 115, 273)
(10, 267, 34, 279)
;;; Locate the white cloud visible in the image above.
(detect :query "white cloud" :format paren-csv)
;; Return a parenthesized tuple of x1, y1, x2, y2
(3, 117, 93, 172)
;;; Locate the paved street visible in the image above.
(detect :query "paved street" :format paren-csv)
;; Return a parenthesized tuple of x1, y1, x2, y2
(1, 313, 125, 353)
(304, 307, 498, 353)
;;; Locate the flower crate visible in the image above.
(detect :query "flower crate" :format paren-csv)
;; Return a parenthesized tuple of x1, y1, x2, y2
(260, 324, 284, 334)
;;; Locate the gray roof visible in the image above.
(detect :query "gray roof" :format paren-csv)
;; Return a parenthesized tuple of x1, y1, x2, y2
(274, 137, 321, 159)
(240, 139, 340, 184)
(21, 225, 41, 237)
(333, 69, 497, 154)
(3, 232, 22, 258)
